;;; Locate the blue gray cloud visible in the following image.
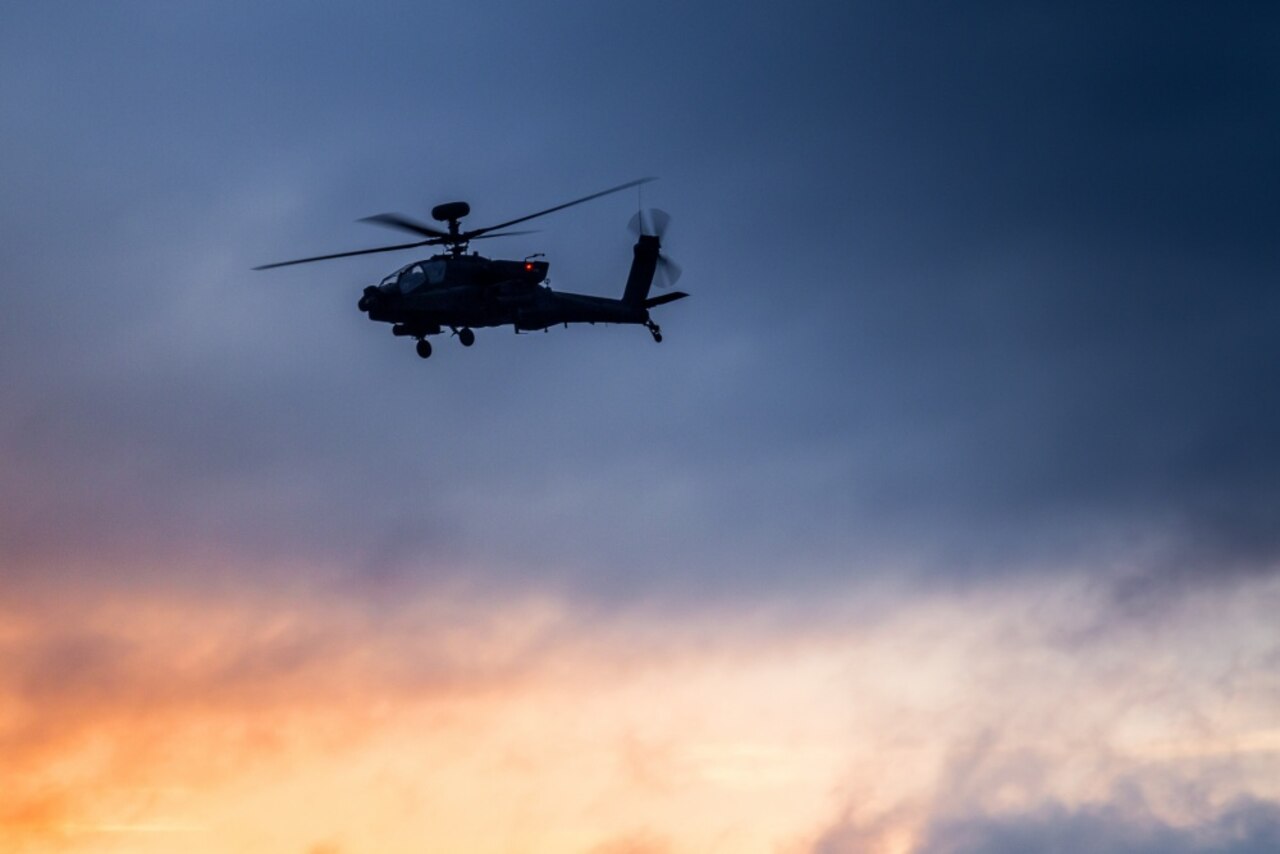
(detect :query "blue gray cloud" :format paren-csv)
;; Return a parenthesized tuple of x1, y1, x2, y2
(921, 797, 1280, 854)
(1, 2, 1277, 607)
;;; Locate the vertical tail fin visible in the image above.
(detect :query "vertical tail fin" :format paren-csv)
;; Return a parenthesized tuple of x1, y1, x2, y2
(622, 234, 661, 307)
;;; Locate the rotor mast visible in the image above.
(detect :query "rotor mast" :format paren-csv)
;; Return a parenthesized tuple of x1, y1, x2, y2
(431, 201, 472, 256)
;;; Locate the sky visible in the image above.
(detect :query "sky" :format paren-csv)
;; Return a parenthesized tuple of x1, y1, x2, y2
(1, 2, 1279, 851)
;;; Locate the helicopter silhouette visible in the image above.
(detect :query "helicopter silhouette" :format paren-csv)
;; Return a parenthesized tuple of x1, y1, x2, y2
(255, 178, 686, 359)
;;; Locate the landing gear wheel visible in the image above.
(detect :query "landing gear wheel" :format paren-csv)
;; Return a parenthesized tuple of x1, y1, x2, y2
(646, 321, 663, 343)
(458, 327, 475, 347)
(416, 338, 432, 359)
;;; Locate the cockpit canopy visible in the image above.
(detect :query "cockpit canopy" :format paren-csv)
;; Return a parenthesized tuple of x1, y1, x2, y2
(380, 259, 447, 293)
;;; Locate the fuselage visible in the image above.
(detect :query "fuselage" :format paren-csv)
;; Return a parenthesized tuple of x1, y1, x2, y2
(360, 252, 648, 335)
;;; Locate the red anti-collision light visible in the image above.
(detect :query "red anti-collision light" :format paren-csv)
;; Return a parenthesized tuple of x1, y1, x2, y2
(525, 263, 533, 270)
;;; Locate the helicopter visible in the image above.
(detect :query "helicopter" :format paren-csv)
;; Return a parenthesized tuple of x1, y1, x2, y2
(254, 178, 687, 359)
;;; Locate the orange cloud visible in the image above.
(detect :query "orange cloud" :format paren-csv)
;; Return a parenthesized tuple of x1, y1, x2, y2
(3, 568, 1279, 853)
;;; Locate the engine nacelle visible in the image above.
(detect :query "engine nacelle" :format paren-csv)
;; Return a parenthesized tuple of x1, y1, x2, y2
(494, 279, 538, 306)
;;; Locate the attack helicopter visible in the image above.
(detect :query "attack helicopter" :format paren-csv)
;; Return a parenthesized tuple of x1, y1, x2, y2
(254, 178, 686, 359)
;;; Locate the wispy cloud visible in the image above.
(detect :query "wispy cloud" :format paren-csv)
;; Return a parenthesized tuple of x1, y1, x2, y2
(4, 569, 1278, 852)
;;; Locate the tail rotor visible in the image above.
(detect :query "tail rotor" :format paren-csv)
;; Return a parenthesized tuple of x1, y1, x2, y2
(628, 208, 682, 288)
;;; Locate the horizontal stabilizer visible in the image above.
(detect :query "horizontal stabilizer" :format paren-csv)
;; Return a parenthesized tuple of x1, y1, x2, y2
(644, 291, 689, 309)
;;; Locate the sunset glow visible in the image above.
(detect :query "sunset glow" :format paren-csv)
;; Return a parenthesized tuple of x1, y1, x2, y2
(5, 568, 1278, 853)
(4, 3, 1278, 852)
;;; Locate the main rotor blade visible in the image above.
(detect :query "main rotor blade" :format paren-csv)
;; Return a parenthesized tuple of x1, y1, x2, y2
(358, 213, 451, 240)
(253, 239, 436, 270)
(466, 177, 656, 239)
(469, 229, 538, 240)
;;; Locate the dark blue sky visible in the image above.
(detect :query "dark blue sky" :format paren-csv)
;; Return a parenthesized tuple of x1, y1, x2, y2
(5, 3, 1276, 596)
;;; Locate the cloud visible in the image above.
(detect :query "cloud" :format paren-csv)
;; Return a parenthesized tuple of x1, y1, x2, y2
(920, 796, 1280, 854)
(586, 829, 673, 854)
(2, 3, 1278, 607)
(0, 581, 582, 850)
(796, 570, 1280, 853)
(811, 806, 917, 854)
(4, 565, 1280, 852)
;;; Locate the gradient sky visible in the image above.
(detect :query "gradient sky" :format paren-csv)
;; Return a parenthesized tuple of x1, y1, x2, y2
(2, 2, 1279, 852)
